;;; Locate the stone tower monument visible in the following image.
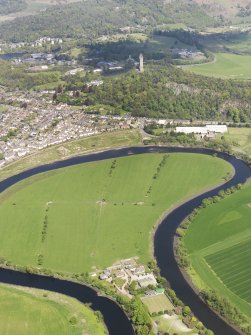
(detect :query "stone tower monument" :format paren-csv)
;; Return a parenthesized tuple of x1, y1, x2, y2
(139, 53, 144, 73)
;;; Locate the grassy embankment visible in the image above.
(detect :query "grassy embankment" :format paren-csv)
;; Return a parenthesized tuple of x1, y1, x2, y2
(0, 129, 142, 181)
(184, 180, 251, 320)
(0, 152, 231, 273)
(0, 283, 106, 335)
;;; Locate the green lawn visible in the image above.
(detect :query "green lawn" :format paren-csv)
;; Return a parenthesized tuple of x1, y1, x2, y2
(184, 180, 251, 320)
(141, 293, 173, 314)
(185, 53, 251, 79)
(0, 284, 106, 335)
(0, 153, 231, 273)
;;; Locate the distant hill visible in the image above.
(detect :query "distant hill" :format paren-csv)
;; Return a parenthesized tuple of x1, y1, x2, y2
(193, 0, 251, 21)
(0, 0, 27, 15)
(0, 0, 217, 42)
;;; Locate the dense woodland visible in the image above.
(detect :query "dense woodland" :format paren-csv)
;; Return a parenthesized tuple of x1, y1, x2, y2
(0, 0, 217, 42)
(0, 0, 26, 15)
(56, 64, 251, 122)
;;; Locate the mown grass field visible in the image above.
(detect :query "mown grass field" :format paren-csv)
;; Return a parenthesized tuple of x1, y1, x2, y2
(185, 53, 251, 79)
(0, 284, 106, 335)
(184, 180, 251, 319)
(0, 153, 231, 273)
(141, 294, 173, 314)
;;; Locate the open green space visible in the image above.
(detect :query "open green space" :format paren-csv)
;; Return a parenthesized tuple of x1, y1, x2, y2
(185, 53, 251, 79)
(141, 293, 173, 314)
(153, 315, 198, 335)
(222, 127, 251, 158)
(0, 152, 231, 273)
(0, 283, 106, 335)
(184, 180, 251, 320)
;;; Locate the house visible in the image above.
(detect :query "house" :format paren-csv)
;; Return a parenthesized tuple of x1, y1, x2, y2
(138, 274, 157, 288)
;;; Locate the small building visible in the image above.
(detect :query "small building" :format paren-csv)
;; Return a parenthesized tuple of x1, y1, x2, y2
(115, 270, 125, 278)
(133, 265, 145, 275)
(138, 274, 157, 288)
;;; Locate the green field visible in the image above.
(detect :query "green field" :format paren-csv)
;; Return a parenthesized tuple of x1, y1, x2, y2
(185, 53, 251, 79)
(0, 153, 231, 273)
(0, 284, 106, 335)
(184, 180, 251, 319)
(223, 127, 251, 157)
(141, 293, 173, 314)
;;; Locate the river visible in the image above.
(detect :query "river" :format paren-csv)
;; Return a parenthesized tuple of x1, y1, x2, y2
(0, 146, 250, 335)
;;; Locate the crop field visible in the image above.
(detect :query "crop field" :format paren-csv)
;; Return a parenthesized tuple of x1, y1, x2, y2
(0, 153, 231, 273)
(206, 239, 251, 303)
(185, 53, 251, 79)
(184, 180, 251, 319)
(141, 293, 173, 314)
(0, 284, 106, 335)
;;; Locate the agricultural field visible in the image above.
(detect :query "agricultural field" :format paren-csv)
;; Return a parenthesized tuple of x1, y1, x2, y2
(0, 283, 106, 335)
(222, 127, 251, 158)
(141, 293, 173, 314)
(185, 53, 251, 79)
(0, 152, 231, 273)
(184, 180, 251, 320)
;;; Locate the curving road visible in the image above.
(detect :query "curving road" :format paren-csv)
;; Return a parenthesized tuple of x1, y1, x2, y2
(0, 146, 250, 335)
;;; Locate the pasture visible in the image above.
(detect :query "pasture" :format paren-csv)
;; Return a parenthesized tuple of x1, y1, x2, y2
(141, 293, 173, 314)
(222, 127, 251, 158)
(185, 53, 251, 79)
(184, 180, 251, 319)
(0, 284, 106, 335)
(0, 153, 231, 273)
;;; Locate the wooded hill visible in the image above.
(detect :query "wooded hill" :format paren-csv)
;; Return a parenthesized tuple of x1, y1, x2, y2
(0, 0, 217, 42)
(0, 0, 26, 15)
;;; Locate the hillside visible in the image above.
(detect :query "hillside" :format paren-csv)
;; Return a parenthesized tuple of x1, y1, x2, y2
(0, 0, 217, 42)
(193, 0, 251, 22)
(0, 0, 27, 15)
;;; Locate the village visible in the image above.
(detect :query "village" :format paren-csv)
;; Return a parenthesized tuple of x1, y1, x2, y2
(91, 258, 200, 335)
(0, 85, 230, 168)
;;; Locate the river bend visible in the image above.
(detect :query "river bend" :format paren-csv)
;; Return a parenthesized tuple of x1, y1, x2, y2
(0, 146, 250, 335)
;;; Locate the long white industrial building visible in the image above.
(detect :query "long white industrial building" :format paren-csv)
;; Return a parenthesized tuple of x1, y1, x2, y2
(176, 125, 228, 134)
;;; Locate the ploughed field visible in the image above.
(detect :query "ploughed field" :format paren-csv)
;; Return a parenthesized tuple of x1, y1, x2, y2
(0, 284, 106, 335)
(184, 181, 251, 320)
(0, 153, 231, 273)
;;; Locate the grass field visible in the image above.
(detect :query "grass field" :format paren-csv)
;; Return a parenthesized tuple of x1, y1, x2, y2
(185, 53, 251, 79)
(141, 293, 173, 314)
(184, 180, 251, 320)
(153, 315, 197, 335)
(222, 127, 251, 157)
(0, 153, 231, 273)
(0, 284, 106, 335)
(0, 129, 142, 182)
